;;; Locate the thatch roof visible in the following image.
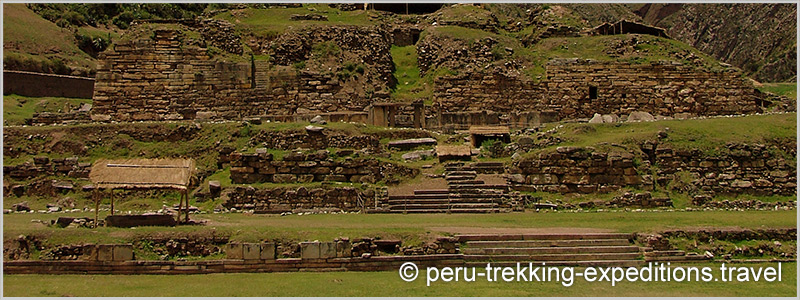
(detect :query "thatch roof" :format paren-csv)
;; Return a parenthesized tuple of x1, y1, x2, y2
(436, 145, 472, 157)
(89, 158, 195, 190)
(469, 126, 510, 135)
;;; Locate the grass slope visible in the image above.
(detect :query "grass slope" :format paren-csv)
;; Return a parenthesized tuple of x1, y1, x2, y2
(2, 4, 95, 74)
(3, 94, 91, 126)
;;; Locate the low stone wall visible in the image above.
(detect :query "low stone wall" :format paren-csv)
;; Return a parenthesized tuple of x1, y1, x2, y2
(223, 186, 382, 213)
(229, 150, 418, 184)
(659, 228, 796, 242)
(511, 147, 643, 194)
(513, 143, 796, 196)
(3, 70, 94, 98)
(3, 254, 465, 275)
(248, 130, 380, 151)
(3, 157, 90, 180)
(644, 142, 796, 196)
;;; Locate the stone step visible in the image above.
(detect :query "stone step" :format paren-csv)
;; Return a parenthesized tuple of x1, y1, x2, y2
(644, 250, 686, 257)
(388, 194, 451, 200)
(447, 180, 485, 185)
(386, 208, 504, 214)
(644, 254, 709, 262)
(387, 198, 504, 205)
(445, 176, 478, 181)
(463, 252, 641, 262)
(472, 162, 505, 167)
(414, 189, 450, 195)
(456, 233, 634, 242)
(388, 203, 504, 210)
(463, 246, 641, 255)
(449, 184, 509, 190)
(387, 199, 450, 205)
(464, 260, 645, 268)
(465, 239, 633, 248)
(388, 194, 506, 201)
(445, 170, 478, 176)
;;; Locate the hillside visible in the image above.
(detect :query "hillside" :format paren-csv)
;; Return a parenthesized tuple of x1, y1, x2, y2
(633, 3, 797, 82)
(3, 4, 97, 76)
(4, 3, 796, 84)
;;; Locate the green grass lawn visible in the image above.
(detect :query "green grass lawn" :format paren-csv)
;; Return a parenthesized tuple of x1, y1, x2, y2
(213, 4, 374, 36)
(3, 262, 795, 296)
(3, 94, 91, 126)
(4, 210, 796, 245)
(529, 113, 796, 157)
(759, 82, 797, 100)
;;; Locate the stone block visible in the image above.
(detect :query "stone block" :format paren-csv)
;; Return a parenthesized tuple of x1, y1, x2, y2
(300, 242, 321, 259)
(242, 243, 260, 260)
(226, 243, 244, 259)
(273, 174, 297, 183)
(319, 242, 337, 259)
(113, 244, 134, 261)
(260, 242, 276, 260)
(97, 244, 114, 261)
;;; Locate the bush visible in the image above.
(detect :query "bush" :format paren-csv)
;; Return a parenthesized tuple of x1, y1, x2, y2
(112, 11, 135, 29)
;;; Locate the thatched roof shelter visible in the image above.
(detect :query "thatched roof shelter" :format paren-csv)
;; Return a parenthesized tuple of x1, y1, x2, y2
(469, 126, 510, 147)
(89, 158, 195, 225)
(89, 158, 194, 190)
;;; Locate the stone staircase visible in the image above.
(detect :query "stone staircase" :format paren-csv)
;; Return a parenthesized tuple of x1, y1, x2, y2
(457, 233, 646, 267)
(385, 165, 512, 214)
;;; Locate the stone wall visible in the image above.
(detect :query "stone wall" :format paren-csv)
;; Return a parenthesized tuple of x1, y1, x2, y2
(223, 186, 379, 213)
(511, 146, 643, 194)
(3, 70, 95, 99)
(229, 150, 418, 184)
(433, 59, 764, 121)
(512, 143, 795, 196)
(643, 142, 796, 196)
(91, 25, 391, 122)
(248, 131, 380, 151)
(3, 157, 90, 180)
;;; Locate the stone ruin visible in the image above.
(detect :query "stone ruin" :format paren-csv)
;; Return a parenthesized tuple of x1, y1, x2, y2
(87, 19, 769, 129)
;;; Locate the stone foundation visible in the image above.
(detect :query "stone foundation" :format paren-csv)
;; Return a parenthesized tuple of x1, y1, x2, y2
(229, 150, 417, 184)
(222, 186, 384, 213)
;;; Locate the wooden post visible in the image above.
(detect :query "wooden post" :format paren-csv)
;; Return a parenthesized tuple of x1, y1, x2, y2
(93, 189, 99, 228)
(110, 189, 114, 216)
(184, 190, 189, 223)
(177, 192, 182, 225)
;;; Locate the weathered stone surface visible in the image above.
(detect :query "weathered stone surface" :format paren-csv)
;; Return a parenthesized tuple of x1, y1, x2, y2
(387, 138, 437, 150)
(627, 111, 655, 122)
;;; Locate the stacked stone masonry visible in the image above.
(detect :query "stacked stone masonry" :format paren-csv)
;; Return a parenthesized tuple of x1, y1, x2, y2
(512, 143, 795, 196)
(229, 150, 418, 184)
(434, 59, 763, 121)
(643, 142, 796, 196)
(91, 26, 391, 122)
(511, 146, 643, 194)
(91, 22, 766, 125)
(223, 185, 379, 213)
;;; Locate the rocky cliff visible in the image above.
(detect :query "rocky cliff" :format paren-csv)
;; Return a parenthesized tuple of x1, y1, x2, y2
(634, 3, 797, 82)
